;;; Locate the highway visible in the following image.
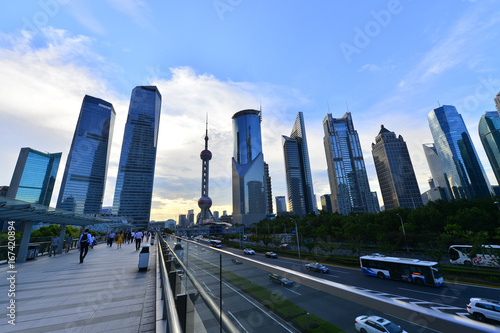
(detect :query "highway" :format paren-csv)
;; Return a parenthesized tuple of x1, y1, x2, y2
(175, 242, 497, 333)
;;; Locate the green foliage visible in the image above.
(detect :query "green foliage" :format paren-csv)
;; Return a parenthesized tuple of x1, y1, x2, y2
(293, 313, 346, 333)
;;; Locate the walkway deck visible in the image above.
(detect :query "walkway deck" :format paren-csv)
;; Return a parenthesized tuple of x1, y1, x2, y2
(0, 239, 158, 333)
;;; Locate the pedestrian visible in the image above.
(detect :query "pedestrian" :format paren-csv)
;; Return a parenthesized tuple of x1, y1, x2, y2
(78, 229, 91, 263)
(108, 232, 115, 247)
(135, 230, 143, 251)
(65, 234, 72, 253)
(116, 231, 123, 249)
(49, 234, 59, 257)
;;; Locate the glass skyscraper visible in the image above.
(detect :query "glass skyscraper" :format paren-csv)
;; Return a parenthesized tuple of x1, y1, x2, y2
(495, 92, 500, 114)
(479, 111, 500, 185)
(428, 105, 491, 200)
(232, 109, 268, 225)
(113, 86, 162, 227)
(57, 95, 115, 214)
(422, 143, 450, 200)
(282, 112, 317, 216)
(323, 112, 379, 215)
(8, 148, 61, 205)
(372, 125, 423, 210)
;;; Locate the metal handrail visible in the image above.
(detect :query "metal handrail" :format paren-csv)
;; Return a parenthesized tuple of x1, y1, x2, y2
(159, 235, 239, 333)
(175, 236, 499, 333)
(158, 240, 183, 333)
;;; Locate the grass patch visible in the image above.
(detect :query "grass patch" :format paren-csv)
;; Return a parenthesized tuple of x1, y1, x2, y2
(293, 313, 346, 333)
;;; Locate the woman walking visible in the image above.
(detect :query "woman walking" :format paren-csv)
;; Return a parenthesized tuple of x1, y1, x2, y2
(116, 231, 123, 249)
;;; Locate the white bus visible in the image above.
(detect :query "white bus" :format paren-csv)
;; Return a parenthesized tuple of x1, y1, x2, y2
(448, 245, 500, 267)
(360, 253, 443, 287)
(210, 239, 222, 248)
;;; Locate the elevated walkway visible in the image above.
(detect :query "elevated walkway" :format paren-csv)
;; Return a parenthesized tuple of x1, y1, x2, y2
(0, 239, 157, 332)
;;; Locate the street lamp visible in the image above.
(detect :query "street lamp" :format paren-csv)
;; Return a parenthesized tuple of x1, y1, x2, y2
(282, 223, 286, 234)
(494, 201, 500, 211)
(396, 214, 409, 253)
(290, 218, 301, 259)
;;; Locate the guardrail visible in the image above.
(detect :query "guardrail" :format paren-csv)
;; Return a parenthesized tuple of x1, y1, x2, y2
(168, 234, 498, 333)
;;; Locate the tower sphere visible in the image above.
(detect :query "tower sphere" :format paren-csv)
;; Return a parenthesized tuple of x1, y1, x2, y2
(200, 149, 212, 160)
(198, 196, 212, 209)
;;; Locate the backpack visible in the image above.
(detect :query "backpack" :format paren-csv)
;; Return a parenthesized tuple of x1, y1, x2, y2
(80, 234, 90, 245)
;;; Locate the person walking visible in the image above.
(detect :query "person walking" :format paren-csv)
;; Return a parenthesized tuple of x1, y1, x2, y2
(49, 234, 59, 257)
(78, 229, 91, 263)
(135, 230, 143, 251)
(65, 235, 72, 253)
(108, 232, 115, 247)
(116, 231, 123, 249)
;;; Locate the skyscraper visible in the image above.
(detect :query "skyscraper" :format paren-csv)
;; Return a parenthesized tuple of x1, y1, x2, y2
(198, 119, 214, 224)
(371, 125, 423, 210)
(479, 111, 500, 185)
(232, 109, 267, 225)
(113, 86, 162, 227)
(57, 95, 115, 214)
(264, 162, 273, 215)
(323, 112, 379, 215)
(275, 196, 287, 214)
(320, 194, 333, 213)
(422, 143, 450, 200)
(8, 148, 61, 205)
(282, 112, 317, 216)
(428, 105, 491, 200)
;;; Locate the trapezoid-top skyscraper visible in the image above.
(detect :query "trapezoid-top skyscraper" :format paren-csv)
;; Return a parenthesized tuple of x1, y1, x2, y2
(428, 105, 491, 200)
(113, 86, 162, 227)
(282, 112, 317, 216)
(57, 95, 115, 214)
(232, 109, 268, 225)
(323, 112, 379, 215)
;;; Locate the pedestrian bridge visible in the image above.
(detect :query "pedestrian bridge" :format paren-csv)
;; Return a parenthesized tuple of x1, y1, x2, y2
(0, 234, 497, 332)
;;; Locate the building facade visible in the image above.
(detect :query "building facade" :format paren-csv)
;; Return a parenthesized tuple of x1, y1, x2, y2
(231, 109, 267, 225)
(113, 86, 162, 227)
(479, 111, 500, 185)
(264, 162, 273, 215)
(282, 112, 317, 216)
(422, 143, 450, 200)
(371, 125, 423, 210)
(275, 196, 287, 214)
(57, 95, 115, 214)
(323, 112, 379, 215)
(8, 148, 61, 205)
(428, 105, 491, 200)
(495, 92, 500, 114)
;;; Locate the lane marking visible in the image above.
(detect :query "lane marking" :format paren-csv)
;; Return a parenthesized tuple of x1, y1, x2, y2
(228, 311, 249, 333)
(287, 288, 301, 296)
(383, 313, 441, 333)
(203, 282, 211, 292)
(398, 287, 457, 299)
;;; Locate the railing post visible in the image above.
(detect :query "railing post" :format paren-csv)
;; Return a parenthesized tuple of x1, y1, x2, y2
(175, 294, 187, 333)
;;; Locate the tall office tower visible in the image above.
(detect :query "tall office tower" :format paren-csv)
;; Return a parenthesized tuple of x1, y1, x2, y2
(57, 95, 115, 214)
(187, 209, 195, 225)
(282, 112, 317, 216)
(320, 194, 333, 213)
(275, 196, 287, 214)
(178, 214, 187, 228)
(479, 111, 500, 185)
(422, 143, 450, 200)
(8, 148, 61, 205)
(371, 125, 423, 210)
(113, 86, 162, 227)
(213, 211, 219, 221)
(264, 162, 273, 214)
(232, 109, 267, 225)
(495, 92, 500, 114)
(428, 105, 492, 200)
(323, 112, 379, 215)
(197, 119, 214, 223)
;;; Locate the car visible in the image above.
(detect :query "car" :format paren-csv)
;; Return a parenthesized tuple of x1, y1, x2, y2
(279, 243, 290, 249)
(244, 248, 255, 255)
(231, 259, 243, 264)
(354, 315, 406, 333)
(265, 251, 278, 258)
(268, 273, 293, 286)
(305, 262, 329, 273)
(467, 298, 500, 322)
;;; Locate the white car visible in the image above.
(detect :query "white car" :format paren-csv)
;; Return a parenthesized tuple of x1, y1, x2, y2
(467, 298, 500, 322)
(355, 315, 406, 333)
(243, 248, 255, 255)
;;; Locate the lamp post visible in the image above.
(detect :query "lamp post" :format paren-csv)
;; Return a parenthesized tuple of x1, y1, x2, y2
(282, 223, 286, 234)
(290, 218, 301, 259)
(494, 201, 500, 211)
(396, 214, 409, 253)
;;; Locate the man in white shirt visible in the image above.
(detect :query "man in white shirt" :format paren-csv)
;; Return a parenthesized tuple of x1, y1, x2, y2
(135, 230, 143, 251)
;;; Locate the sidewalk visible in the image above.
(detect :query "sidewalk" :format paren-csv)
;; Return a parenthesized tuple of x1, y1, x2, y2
(0, 239, 157, 333)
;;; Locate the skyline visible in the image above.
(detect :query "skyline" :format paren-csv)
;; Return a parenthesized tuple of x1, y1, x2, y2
(1, 1, 500, 221)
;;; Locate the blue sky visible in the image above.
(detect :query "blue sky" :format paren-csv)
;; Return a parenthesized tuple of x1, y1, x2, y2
(1, 0, 499, 221)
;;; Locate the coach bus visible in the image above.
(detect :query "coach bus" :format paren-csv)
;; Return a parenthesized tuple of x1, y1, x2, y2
(448, 245, 500, 268)
(210, 239, 222, 248)
(360, 253, 443, 287)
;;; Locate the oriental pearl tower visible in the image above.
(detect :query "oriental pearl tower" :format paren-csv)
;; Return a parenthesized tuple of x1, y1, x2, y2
(197, 116, 214, 224)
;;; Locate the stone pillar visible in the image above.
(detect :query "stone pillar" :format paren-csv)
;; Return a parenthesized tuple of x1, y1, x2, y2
(57, 225, 66, 254)
(17, 221, 33, 262)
